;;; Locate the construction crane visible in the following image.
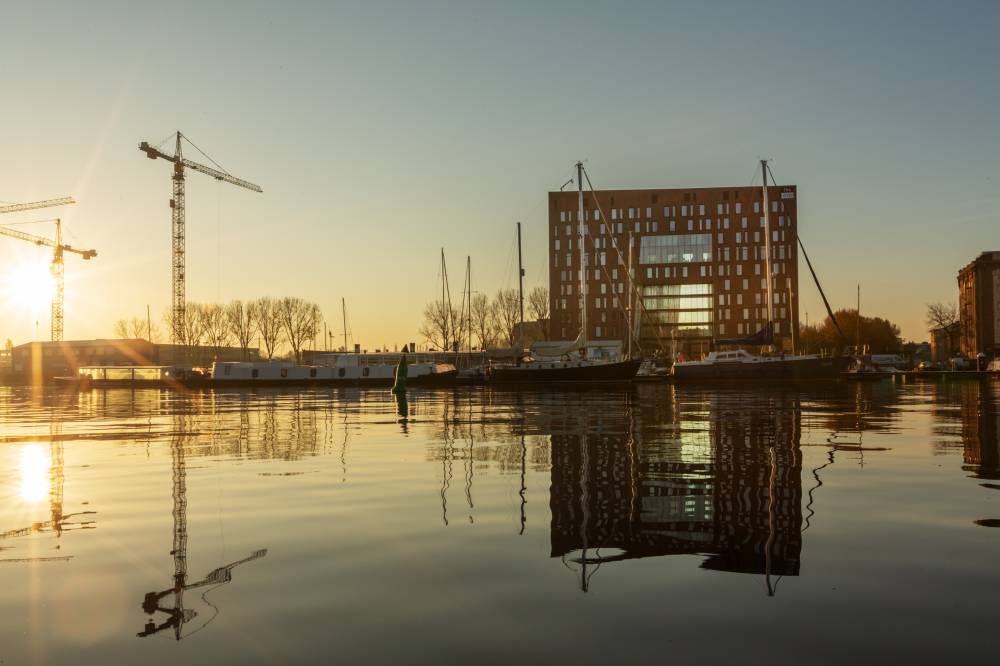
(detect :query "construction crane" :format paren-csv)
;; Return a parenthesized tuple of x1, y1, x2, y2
(0, 218, 97, 342)
(0, 197, 75, 215)
(138, 418, 267, 640)
(139, 132, 262, 343)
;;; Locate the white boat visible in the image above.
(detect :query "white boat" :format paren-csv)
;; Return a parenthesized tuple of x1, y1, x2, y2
(210, 355, 457, 386)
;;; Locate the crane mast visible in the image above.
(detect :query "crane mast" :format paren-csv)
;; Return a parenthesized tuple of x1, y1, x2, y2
(0, 205, 96, 341)
(139, 132, 262, 344)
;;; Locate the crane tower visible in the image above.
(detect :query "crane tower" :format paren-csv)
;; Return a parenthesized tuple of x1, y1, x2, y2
(139, 132, 262, 343)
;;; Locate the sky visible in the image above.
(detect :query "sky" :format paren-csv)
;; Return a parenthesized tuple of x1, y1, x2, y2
(1, 0, 998, 348)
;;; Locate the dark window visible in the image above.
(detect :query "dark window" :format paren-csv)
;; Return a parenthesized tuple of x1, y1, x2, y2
(338, 368, 346, 378)
(252, 369, 259, 379)
(309, 368, 317, 378)
(281, 368, 288, 378)
(362, 367, 370, 377)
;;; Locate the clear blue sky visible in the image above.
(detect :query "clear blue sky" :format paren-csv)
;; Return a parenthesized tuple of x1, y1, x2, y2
(1, 0, 997, 347)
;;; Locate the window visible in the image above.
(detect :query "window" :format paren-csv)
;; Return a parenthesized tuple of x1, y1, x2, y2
(699, 204, 705, 215)
(645, 207, 652, 218)
(555, 239, 561, 250)
(639, 234, 712, 264)
(754, 202, 760, 213)
(560, 211, 566, 222)
(594, 209, 601, 221)
(310, 367, 317, 378)
(628, 207, 634, 219)
(363, 367, 370, 377)
(735, 203, 741, 214)
(681, 205, 688, 216)
(281, 368, 288, 378)
(717, 203, 724, 214)
(339, 368, 346, 377)
(611, 208, 617, 220)
(252, 368, 259, 379)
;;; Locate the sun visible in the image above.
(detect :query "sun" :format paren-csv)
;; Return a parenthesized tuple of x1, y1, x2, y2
(0, 256, 54, 314)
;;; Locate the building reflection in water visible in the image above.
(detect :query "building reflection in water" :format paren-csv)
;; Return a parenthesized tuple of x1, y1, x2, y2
(549, 388, 804, 594)
(959, 381, 1000, 528)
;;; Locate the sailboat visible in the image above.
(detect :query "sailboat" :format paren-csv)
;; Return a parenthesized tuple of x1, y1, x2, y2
(672, 160, 851, 381)
(488, 167, 641, 384)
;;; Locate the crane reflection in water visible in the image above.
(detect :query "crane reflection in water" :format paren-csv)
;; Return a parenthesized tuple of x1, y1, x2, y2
(137, 412, 267, 640)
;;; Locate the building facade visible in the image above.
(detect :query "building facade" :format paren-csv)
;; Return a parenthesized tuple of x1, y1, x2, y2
(10, 339, 259, 383)
(548, 184, 799, 355)
(958, 251, 1000, 359)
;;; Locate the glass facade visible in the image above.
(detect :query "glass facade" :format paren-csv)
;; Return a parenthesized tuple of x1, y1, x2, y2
(639, 234, 712, 264)
(641, 283, 713, 339)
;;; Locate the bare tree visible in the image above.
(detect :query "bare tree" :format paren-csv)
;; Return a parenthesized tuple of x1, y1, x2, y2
(164, 303, 209, 347)
(493, 288, 521, 348)
(113, 318, 129, 339)
(926, 301, 960, 355)
(470, 293, 495, 349)
(254, 297, 284, 359)
(203, 303, 232, 354)
(419, 299, 457, 351)
(277, 297, 319, 363)
(115, 316, 160, 340)
(926, 302, 958, 330)
(527, 286, 550, 340)
(226, 300, 257, 360)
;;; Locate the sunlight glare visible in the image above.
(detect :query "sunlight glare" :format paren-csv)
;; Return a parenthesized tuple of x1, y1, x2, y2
(19, 444, 51, 503)
(1, 257, 54, 314)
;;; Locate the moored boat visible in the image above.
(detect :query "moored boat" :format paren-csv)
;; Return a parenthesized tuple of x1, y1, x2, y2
(672, 349, 849, 381)
(209, 356, 457, 387)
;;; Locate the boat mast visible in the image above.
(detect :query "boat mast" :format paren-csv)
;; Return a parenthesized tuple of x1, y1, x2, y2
(466, 256, 472, 353)
(342, 297, 347, 352)
(856, 283, 861, 354)
(517, 222, 525, 353)
(761, 160, 775, 346)
(576, 161, 587, 345)
(626, 229, 633, 359)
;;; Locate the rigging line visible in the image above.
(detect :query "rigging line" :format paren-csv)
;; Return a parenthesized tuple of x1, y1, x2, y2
(155, 131, 176, 151)
(181, 134, 231, 175)
(581, 165, 662, 352)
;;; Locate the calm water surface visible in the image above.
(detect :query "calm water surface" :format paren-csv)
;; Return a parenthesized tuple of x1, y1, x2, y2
(1, 381, 998, 664)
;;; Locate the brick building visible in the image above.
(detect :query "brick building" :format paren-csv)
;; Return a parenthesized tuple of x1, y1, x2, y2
(958, 251, 1000, 359)
(548, 183, 799, 356)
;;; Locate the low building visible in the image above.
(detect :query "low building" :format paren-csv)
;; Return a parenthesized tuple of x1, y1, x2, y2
(9, 339, 260, 383)
(930, 323, 960, 362)
(958, 251, 1000, 358)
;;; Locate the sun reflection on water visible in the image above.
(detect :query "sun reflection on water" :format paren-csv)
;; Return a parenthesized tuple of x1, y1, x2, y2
(18, 444, 50, 503)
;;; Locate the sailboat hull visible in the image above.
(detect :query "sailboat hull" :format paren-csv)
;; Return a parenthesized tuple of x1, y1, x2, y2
(672, 355, 851, 381)
(489, 358, 642, 383)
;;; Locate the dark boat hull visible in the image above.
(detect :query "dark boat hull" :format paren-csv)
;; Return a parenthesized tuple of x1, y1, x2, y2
(489, 358, 642, 383)
(672, 356, 850, 381)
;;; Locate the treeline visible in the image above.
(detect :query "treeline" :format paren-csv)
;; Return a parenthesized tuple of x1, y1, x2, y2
(115, 296, 321, 361)
(420, 286, 548, 351)
(800, 309, 902, 354)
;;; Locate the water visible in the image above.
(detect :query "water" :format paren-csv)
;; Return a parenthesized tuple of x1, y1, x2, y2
(1, 380, 998, 665)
